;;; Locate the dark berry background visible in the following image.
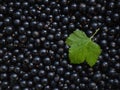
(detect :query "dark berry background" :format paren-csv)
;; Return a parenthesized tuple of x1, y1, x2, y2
(0, 0, 120, 90)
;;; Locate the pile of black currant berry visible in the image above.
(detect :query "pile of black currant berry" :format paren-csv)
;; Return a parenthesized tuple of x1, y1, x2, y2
(0, 0, 120, 90)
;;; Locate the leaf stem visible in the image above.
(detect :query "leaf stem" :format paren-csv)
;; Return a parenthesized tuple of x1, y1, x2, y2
(90, 28, 100, 39)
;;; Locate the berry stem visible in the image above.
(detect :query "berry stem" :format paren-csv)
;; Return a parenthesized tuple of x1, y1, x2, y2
(90, 28, 100, 39)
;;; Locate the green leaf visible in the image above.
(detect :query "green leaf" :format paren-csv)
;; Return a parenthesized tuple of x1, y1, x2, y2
(66, 29, 102, 67)
(86, 41, 102, 67)
(65, 29, 88, 46)
(69, 44, 86, 64)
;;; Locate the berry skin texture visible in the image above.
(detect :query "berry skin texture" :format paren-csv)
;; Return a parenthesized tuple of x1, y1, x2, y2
(0, 0, 120, 90)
